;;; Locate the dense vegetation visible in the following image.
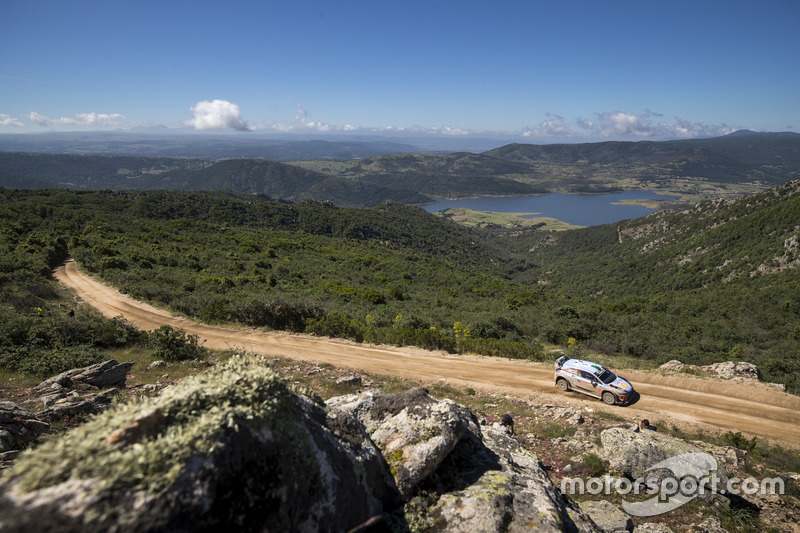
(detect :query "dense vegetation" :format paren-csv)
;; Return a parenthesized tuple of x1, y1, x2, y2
(1, 181, 798, 392)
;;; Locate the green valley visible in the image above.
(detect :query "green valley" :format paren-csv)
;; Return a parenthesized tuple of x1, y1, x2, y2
(1, 173, 798, 392)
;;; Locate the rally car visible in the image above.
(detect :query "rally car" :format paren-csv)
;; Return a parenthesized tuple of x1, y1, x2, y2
(554, 356, 635, 405)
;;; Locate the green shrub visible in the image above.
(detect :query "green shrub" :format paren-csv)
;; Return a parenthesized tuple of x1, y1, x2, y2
(722, 431, 759, 453)
(305, 313, 365, 342)
(20, 345, 105, 377)
(579, 453, 608, 477)
(457, 337, 544, 361)
(0, 345, 105, 378)
(147, 325, 205, 362)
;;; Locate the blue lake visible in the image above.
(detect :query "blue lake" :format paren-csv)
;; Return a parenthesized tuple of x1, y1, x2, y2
(422, 191, 678, 227)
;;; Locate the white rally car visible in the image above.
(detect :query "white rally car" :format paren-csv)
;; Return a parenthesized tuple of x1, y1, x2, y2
(554, 356, 635, 405)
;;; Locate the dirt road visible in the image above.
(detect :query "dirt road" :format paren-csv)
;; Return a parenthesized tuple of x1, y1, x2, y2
(54, 259, 800, 447)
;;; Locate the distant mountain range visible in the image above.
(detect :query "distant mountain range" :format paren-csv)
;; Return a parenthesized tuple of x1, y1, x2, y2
(1, 130, 798, 207)
(0, 132, 423, 160)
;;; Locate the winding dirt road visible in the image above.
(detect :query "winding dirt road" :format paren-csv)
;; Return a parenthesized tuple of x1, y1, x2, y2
(54, 259, 800, 448)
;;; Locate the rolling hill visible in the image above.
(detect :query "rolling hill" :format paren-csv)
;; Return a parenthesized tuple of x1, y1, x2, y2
(2, 131, 799, 207)
(3, 176, 799, 392)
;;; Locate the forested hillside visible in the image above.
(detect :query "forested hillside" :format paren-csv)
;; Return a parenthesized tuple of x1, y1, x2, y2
(1, 183, 798, 392)
(512, 179, 800, 390)
(4, 131, 799, 204)
(484, 131, 800, 187)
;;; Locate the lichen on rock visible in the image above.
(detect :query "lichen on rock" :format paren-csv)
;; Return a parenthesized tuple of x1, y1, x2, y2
(0, 355, 390, 532)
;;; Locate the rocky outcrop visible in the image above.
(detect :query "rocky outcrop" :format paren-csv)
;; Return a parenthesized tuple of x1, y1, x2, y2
(702, 361, 760, 381)
(0, 356, 598, 532)
(20, 360, 133, 426)
(328, 388, 599, 532)
(0, 402, 49, 456)
(420, 424, 600, 532)
(34, 359, 134, 391)
(599, 426, 721, 479)
(657, 360, 761, 381)
(34, 389, 116, 423)
(326, 387, 470, 500)
(0, 356, 393, 533)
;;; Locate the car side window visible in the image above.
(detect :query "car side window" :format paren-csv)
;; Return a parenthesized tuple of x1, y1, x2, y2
(579, 370, 593, 380)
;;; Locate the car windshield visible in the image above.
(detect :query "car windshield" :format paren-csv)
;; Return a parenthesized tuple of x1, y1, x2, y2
(596, 369, 616, 384)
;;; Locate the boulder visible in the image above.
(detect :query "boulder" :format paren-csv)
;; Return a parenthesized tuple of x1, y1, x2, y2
(658, 360, 762, 382)
(701, 361, 761, 381)
(0, 355, 395, 533)
(600, 427, 726, 481)
(335, 375, 362, 387)
(34, 360, 134, 392)
(35, 389, 116, 422)
(327, 388, 470, 500)
(417, 425, 601, 532)
(0, 402, 49, 453)
(658, 360, 685, 372)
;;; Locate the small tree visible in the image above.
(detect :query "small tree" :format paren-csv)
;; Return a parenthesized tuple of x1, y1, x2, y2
(147, 325, 205, 362)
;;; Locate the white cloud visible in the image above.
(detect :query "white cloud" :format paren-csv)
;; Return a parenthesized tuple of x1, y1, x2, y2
(591, 111, 656, 137)
(27, 111, 125, 127)
(576, 110, 737, 139)
(521, 114, 575, 138)
(28, 111, 50, 126)
(58, 112, 125, 126)
(369, 124, 471, 136)
(0, 114, 24, 127)
(267, 102, 356, 133)
(188, 99, 250, 131)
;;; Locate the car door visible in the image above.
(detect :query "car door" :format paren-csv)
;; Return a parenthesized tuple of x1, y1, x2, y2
(574, 370, 601, 398)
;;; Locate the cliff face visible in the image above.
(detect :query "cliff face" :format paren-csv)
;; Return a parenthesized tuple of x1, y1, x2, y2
(0, 355, 597, 532)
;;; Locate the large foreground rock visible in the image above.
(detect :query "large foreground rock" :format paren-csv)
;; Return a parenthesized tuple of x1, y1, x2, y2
(420, 424, 601, 532)
(329, 388, 599, 532)
(327, 388, 470, 499)
(0, 355, 394, 533)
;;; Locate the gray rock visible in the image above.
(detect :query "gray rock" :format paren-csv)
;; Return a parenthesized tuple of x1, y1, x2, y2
(633, 523, 674, 533)
(335, 375, 362, 387)
(600, 427, 723, 480)
(418, 425, 601, 532)
(658, 360, 685, 372)
(659, 360, 762, 382)
(327, 388, 470, 500)
(0, 402, 50, 453)
(36, 390, 116, 422)
(0, 355, 396, 533)
(580, 500, 632, 532)
(35, 360, 134, 391)
(701, 361, 760, 381)
(686, 516, 727, 533)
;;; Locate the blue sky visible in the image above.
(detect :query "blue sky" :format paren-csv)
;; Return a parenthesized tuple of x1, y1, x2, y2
(2, 0, 798, 142)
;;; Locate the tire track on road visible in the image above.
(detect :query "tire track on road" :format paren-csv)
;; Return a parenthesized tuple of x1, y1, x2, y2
(54, 259, 800, 447)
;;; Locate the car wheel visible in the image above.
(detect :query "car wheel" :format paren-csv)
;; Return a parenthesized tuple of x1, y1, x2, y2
(602, 392, 616, 405)
(556, 378, 570, 392)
